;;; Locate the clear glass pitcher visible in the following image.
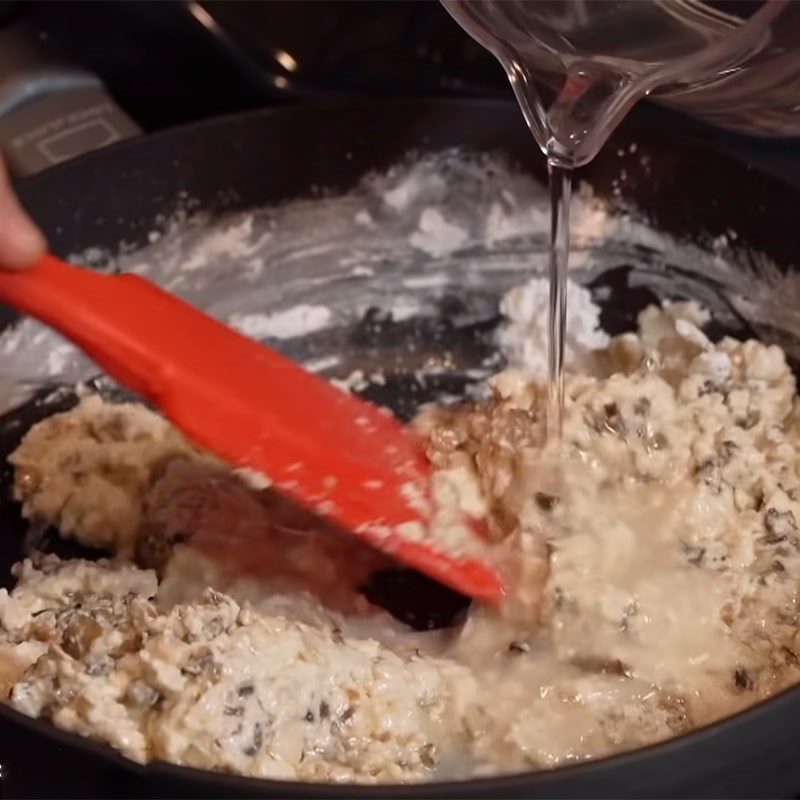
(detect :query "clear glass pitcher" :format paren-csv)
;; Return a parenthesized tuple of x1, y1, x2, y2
(442, 0, 800, 167)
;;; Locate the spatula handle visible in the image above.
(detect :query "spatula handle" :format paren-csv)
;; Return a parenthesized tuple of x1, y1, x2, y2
(0, 254, 174, 398)
(0, 254, 415, 486)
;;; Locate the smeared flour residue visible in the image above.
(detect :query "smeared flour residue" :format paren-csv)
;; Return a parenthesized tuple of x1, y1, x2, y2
(229, 306, 333, 341)
(0, 149, 779, 414)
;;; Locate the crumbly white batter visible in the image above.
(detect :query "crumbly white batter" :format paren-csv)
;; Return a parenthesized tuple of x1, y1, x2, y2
(8, 396, 216, 555)
(2, 303, 800, 783)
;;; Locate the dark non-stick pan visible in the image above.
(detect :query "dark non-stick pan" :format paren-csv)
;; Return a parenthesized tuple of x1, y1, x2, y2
(2, 35, 800, 800)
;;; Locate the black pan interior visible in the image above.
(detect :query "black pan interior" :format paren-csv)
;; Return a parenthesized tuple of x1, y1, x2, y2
(2, 99, 800, 798)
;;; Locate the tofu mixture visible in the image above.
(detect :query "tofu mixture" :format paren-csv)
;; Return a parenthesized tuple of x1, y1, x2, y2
(1, 301, 799, 784)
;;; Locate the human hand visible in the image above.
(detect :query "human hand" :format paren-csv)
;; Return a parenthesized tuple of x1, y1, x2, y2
(0, 154, 46, 269)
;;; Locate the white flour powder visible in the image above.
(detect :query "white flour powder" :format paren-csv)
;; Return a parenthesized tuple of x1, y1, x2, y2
(0, 150, 758, 413)
(229, 306, 333, 341)
(499, 277, 609, 377)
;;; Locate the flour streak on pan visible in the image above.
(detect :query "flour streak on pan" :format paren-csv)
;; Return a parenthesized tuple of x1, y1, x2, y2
(0, 150, 774, 415)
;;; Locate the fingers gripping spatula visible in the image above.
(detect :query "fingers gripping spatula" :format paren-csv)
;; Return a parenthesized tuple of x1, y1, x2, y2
(0, 256, 503, 604)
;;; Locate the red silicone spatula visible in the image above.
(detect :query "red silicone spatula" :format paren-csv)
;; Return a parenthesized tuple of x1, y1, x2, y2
(0, 255, 503, 604)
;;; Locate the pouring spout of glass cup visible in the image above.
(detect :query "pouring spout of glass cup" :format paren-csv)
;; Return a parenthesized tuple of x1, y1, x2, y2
(441, 0, 788, 168)
(503, 56, 650, 168)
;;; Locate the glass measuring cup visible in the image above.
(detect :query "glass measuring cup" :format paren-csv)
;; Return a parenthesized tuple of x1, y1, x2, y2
(442, 0, 790, 167)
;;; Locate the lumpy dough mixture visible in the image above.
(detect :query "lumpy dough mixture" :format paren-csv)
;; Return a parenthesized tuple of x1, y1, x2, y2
(2, 302, 800, 783)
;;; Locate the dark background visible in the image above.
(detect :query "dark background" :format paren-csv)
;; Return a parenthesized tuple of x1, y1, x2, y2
(0, 1, 799, 797)
(2, 0, 800, 185)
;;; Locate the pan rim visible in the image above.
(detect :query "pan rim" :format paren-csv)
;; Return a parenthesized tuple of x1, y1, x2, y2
(2, 678, 799, 796)
(5, 96, 800, 796)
